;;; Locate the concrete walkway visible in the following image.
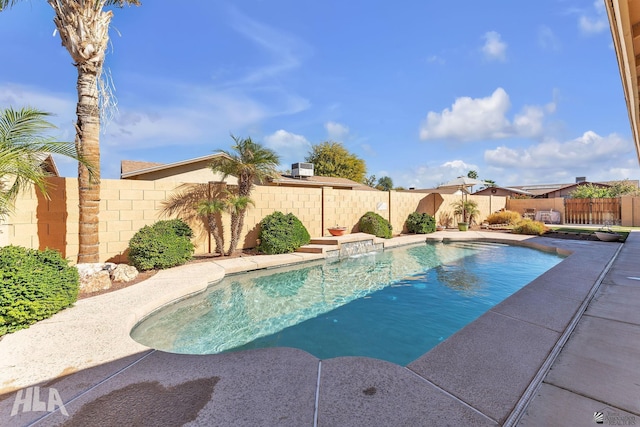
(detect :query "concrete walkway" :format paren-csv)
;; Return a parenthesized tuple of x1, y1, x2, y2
(0, 231, 637, 426)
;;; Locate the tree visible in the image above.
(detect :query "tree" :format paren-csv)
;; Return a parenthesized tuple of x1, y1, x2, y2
(210, 136, 280, 255)
(160, 183, 227, 256)
(1, 0, 141, 263)
(467, 170, 478, 179)
(0, 107, 91, 218)
(363, 174, 377, 188)
(451, 199, 480, 225)
(305, 141, 367, 183)
(376, 176, 393, 191)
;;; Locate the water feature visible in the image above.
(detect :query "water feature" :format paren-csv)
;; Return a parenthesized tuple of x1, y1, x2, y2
(131, 241, 564, 365)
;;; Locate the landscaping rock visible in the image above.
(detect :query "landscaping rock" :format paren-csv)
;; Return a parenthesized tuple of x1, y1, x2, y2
(78, 270, 112, 293)
(111, 264, 139, 282)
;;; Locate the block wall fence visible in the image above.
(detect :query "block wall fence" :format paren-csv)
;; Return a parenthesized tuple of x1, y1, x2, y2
(0, 177, 509, 264)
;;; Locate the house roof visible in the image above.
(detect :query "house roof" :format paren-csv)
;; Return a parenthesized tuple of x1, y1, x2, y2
(269, 175, 377, 191)
(120, 153, 229, 179)
(605, 1, 640, 166)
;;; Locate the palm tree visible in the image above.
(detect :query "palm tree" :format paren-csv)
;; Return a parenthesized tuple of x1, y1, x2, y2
(0, 107, 92, 218)
(451, 199, 480, 225)
(1, 0, 141, 263)
(210, 136, 280, 255)
(160, 183, 228, 256)
(225, 194, 254, 256)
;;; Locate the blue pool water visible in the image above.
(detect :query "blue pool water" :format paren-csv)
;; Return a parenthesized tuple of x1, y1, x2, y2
(131, 241, 563, 366)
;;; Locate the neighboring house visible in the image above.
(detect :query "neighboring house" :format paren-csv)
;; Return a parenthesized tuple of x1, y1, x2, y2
(120, 153, 238, 185)
(120, 154, 372, 190)
(473, 178, 640, 199)
(472, 186, 534, 198)
(268, 175, 377, 191)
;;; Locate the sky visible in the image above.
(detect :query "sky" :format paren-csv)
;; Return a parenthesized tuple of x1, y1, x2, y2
(1, 0, 639, 189)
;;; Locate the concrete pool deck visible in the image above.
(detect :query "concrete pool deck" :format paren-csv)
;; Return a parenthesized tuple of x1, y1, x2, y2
(0, 231, 638, 426)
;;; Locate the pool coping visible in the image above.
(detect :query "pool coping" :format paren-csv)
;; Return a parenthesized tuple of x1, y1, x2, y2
(0, 231, 626, 426)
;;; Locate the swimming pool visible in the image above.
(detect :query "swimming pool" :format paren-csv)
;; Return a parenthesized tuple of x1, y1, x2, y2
(131, 241, 563, 365)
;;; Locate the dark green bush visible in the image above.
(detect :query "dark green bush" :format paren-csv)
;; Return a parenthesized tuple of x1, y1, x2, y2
(512, 219, 548, 235)
(128, 219, 195, 271)
(257, 211, 311, 255)
(406, 212, 436, 234)
(0, 246, 79, 335)
(358, 211, 393, 239)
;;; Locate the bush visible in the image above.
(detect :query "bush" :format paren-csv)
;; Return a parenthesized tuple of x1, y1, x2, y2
(486, 210, 522, 225)
(128, 219, 195, 271)
(406, 212, 436, 234)
(0, 246, 79, 335)
(257, 211, 311, 254)
(358, 211, 393, 239)
(154, 218, 194, 238)
(512, 219, 548, 235)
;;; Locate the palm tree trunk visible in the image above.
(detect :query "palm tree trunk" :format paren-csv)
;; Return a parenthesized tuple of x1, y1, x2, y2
(76, 66, 101, 263)
(226, 211, 239, 256)
(208, 215, 225, 256)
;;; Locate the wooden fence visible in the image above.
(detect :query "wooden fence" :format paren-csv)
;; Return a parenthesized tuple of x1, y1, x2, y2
(564, 198, 621, 225)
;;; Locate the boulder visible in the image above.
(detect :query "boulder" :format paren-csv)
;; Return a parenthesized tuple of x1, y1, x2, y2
(78, 270, 112, 293)
(111, 264, 139, 282)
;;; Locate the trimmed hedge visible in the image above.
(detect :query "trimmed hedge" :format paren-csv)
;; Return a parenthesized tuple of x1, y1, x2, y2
(0, 246, 79, 336)
(406, 212, 436, 234)
(358, 211, 393, 239)
(128, 219, 195, 271)
(257, 211, 311, 254)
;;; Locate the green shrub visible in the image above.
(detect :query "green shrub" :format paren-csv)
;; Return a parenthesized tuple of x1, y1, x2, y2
(406, 212, 436, 234)
(486, 210, 522, 225)
(153, 218, 194, 238)
(358, 211, 392, 239)
(257, 211, 311, 254)
(128, 219, 195, 271)
(0, 246, 78, 335)
(512, 219, 548, 235)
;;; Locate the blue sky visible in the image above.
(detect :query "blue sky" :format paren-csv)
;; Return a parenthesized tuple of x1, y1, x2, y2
(1, 0, 639, 188)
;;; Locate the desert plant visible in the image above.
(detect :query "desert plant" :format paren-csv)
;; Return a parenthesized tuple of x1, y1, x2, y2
(451, 199, 480, 225)
(257, 211, 311, 254)
(406, 212, 436, 234)
(358, 211, 393, 238)
(512, 219, 548, 235)
(486, 210, 522, 225)
(128, 219, 195, 271)
(210, 136, 280, 255)
(438, 211, 454, 228)
(0, 246, 79, 335)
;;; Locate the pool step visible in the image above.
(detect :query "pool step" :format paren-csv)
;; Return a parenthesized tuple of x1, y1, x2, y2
(298, 233, 381, 255)
(296, 244, 338, 254)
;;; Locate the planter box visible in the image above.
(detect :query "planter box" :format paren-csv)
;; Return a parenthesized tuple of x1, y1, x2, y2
(458, 222, 469, 231)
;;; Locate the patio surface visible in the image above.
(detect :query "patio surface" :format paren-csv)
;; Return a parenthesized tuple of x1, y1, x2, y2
(0, 230, 638, 426)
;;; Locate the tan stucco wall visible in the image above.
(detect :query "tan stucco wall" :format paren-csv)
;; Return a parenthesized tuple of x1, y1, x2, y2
(20, 178, 640, 265)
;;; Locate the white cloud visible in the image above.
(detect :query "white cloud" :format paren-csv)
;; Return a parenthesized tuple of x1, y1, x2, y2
(484, 131, 637, 183)
(325, 121, 350, 140)
(226, 7, 310, 86)
(419, 88, 552, 142)
(264, 129, 311, 167)
(397, 159, 479, 189)
(481, 31, 507, 62)
(578, 0, 608, 35)
(538, 26, 561, 51)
